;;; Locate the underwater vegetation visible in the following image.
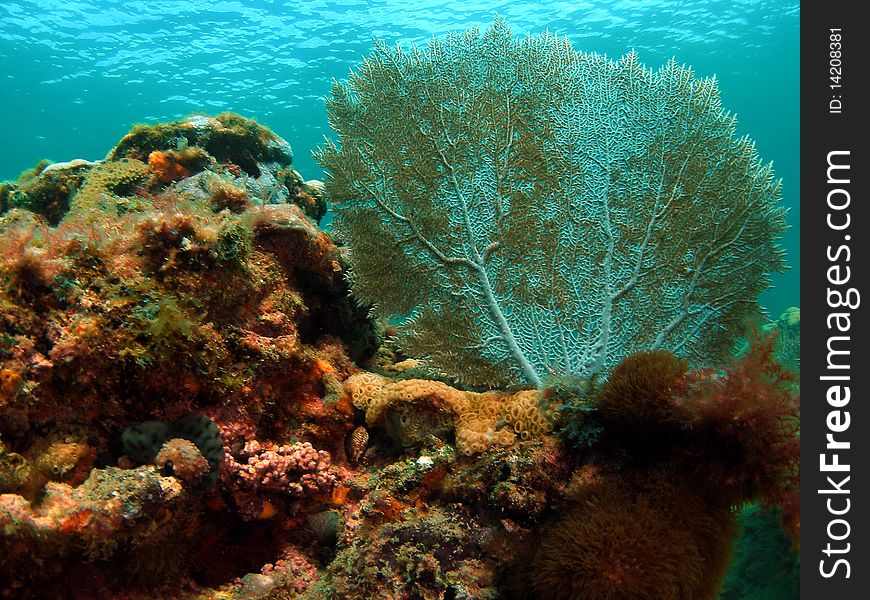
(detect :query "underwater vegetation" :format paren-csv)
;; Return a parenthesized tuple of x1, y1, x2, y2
(0, 19, 797, 600)
(720, 504, 800, 600)
(317, 17, 787, 388)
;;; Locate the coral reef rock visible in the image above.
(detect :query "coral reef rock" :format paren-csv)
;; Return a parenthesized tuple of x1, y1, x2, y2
(0, 101, 797, 597)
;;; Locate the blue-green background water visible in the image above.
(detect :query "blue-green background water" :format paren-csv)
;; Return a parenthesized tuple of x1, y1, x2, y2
(0, 0, 799, 317)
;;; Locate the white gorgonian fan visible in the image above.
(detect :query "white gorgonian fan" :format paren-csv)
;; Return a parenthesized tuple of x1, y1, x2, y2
(316, 18, 787, 388)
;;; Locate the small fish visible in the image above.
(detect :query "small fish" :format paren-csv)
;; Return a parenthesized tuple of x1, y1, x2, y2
(345, 426, 368, 465)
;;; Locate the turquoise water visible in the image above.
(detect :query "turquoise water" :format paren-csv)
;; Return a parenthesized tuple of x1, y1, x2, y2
(0, 0, 799, 316)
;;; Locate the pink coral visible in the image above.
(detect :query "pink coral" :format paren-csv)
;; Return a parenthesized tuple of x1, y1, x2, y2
(235, 440, 334, 494)
(222, 439, 336, 520)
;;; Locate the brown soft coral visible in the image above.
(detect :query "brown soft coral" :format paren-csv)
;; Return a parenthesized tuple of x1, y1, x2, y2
(596, 350, 689, 430)
(208, 179, 250, 213)
(0, 217, 68, 296)
(528, 473, 736, 600)
(590, 339, 799, 540)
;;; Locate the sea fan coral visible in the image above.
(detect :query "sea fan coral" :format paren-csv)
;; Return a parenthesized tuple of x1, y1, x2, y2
(318, 18, 787, 387)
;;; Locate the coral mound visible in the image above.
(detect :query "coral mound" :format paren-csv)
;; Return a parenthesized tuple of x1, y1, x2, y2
(2, 112, 326, 225)
(0, 114, 376, 598)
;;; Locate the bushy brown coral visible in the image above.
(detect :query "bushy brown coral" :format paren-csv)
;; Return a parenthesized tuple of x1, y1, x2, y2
(208, 178, 251, 213)
(586, 339, 799, 540)
(0, 216, 68, 297)
(528, 474, 736, 600)
(596, 350, 689, 430)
